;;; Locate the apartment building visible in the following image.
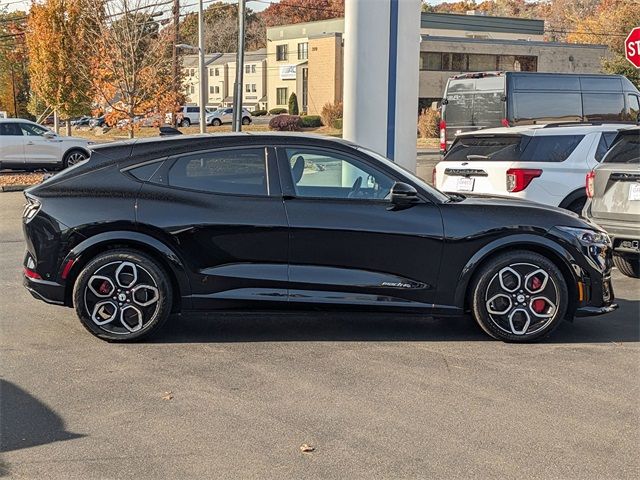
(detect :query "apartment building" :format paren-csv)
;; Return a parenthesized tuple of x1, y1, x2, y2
(182, 49, 267, 111)
(265, 12, 608, 112)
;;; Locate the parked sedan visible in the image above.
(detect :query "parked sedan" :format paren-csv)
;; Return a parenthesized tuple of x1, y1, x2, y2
(0, 118, 92, 171)
(584, 126, 640, 278)
(22, 134, 616, 342)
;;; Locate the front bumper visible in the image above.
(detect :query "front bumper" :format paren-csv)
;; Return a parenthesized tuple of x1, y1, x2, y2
(575, 304, 619, 317)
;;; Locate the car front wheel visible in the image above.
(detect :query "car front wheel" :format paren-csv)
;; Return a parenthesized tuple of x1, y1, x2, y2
(242, 117, 251, 125)
(72, 249, 173, 342)
(212, 118, 222, 126)
(470, 251, 568, 342)
(180, 118, 190, 127)
(63, 149, 88, 169)
(613, 254, 639, 278)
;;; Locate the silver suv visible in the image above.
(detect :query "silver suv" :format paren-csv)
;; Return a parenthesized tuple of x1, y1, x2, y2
(207, 108, 252, 126)
(584, 126, 640, 278)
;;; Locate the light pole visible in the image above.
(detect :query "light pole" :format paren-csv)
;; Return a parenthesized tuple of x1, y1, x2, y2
(232, 0, 246, 132)
(176, 41, 207, 134)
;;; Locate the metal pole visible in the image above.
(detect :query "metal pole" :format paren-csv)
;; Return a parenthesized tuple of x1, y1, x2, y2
(10, 65, 18, 117)
(172, 0, 180, 127)
(232, 0, 246, 132)
(198, 0, 206, 134)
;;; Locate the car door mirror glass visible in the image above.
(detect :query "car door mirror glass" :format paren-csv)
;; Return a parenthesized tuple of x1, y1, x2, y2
(390, 182, 419, 206)
(43, 131, 56, 139)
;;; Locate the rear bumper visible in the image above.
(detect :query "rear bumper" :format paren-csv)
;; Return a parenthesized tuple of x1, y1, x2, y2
(23, 274, 66, 306)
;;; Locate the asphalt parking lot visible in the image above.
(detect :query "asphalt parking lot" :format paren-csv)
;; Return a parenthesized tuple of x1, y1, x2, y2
(1, 189, 638, 479)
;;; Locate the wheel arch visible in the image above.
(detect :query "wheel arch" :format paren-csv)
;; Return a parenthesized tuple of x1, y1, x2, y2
(62, 146, 91, 161)
(558, 187, 587, 211)
(454, 235, 580, 319)
(62, 231, 191, 312)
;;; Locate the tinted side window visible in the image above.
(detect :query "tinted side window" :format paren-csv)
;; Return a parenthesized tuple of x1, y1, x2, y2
(0, 123, 23, 136)
(168, 148, 266, 195)
(513, 92, 582, 123)
(594, 132, 619, 162)
(128, 161, 164, 182)
(603, 134, 640, 164)
(513, 75, 580, 91)
(583, 94, 625, 121)
(520, 135, 584, 162)
(20, 123, 49, 136)
(186, 107, 199, 113)
(627, 94, 640, 121)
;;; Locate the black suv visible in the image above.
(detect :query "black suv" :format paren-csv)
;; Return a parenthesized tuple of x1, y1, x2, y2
(22, 134, 617, 342)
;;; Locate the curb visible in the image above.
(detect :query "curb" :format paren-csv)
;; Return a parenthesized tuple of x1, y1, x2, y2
(1, 185, 31, 192)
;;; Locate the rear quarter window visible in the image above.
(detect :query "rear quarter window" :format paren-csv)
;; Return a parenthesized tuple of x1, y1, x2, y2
(445, 134, 585, 163)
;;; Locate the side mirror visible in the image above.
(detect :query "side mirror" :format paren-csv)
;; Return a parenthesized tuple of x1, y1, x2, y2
(43, 131, 56, 139)
(389, 182, 419, 207)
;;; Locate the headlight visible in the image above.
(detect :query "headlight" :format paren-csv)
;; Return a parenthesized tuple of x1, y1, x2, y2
(557, 226, 610, 246)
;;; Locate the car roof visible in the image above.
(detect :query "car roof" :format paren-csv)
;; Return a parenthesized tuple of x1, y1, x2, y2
(0, 118, 37, 123)
(455, 123, 634, 137)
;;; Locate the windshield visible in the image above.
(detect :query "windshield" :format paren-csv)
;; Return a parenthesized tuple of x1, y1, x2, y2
(356, 146, 450, 202)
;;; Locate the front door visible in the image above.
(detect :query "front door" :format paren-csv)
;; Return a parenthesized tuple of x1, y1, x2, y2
(276, 145, 444, 310)
(19, 122, 60, 166)
(137, 146, 289, 310)
(0, 122, 25, 168)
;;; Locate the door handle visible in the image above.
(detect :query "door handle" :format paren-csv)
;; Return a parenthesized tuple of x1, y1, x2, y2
(26, 141, 34, 145)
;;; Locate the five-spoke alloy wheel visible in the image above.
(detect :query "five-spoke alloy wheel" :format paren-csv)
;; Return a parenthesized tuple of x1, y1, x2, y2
(470, 251, 568, 342)
(73, 249, 172, 341)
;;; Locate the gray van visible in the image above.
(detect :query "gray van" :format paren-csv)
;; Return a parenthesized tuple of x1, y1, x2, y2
(439, 72, 640, 152)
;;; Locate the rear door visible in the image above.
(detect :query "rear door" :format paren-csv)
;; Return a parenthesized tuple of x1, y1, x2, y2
(591, 131, 640, 223)
(136, 145, 289, 309)
(0, 122, 25, 168)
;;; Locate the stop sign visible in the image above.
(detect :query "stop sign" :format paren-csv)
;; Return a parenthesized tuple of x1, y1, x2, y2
(626, 27, 640, 68)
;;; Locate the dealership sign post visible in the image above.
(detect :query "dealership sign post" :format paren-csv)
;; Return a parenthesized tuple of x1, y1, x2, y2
(626, 27, 640, 68)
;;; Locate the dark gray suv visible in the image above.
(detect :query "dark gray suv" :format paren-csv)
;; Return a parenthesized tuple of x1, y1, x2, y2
(584, 126, 640, 278)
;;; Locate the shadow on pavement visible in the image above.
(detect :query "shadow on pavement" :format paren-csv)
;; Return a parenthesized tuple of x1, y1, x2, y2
(149, 297, 639, 344)
(0, 380, 84, 453)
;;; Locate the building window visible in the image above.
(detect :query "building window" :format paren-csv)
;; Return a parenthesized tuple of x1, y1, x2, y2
(251, 64, 256, 73)
(251, 84, 256, 92)
(245, 64, 251, 74)
(276, 44, 288, 61)
(297, 42, 308, 60)
(215, 68, 219, 76)
(420, 52, 537, 73)
(245, 84, 251, 93)
(276, 87, 288, 105)
(215, 86, 220, 94)
(190, 68, 195, 77)
(190, 85, 195, 94)
(209, 86, 214, 94)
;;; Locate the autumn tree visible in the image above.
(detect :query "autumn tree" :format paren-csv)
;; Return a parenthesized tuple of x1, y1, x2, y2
(26, 0, 94, 133)
(261, 0, 344, 27)
(181, 2, 265, 53)
(0, 11, 29, 118)
(79, 0, 182, 138)
(568, 0, 640, 88)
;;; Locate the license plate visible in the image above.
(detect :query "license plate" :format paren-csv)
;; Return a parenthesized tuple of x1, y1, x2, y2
(457, 177, 475, 192)
(629, 183, 640, 201)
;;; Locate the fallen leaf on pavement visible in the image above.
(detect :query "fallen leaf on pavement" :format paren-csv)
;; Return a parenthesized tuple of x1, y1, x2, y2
(300, 444, 315, 453)
(162, 391, 173, 400)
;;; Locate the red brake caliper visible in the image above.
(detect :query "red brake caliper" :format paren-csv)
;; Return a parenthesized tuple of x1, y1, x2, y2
(99, 280, 111, 295)
(531, 276, 542, 291)
(532, 298, 546, 313)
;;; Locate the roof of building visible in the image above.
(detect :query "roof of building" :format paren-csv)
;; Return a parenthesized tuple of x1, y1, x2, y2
(422, 35, 607, 50)
(421, 12, 544, 35)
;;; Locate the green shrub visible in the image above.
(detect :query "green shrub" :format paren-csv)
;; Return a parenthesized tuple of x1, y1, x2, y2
(269, 107, 287, 115)
(252, 109, 267, 116)
(269, 114, 302, 131)
(417, 108, 439, 138)
(288, 92, 299, 115)
(332, 118, 343, 129)
(321, 102, 342, 129)
(300, 115, 323, 128)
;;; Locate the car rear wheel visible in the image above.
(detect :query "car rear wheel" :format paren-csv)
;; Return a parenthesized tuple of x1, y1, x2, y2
(212, 118, 222, 126)
(242, 117, 251, 125)
(470, 251, 568, 342)
(613, 254, 640, 278)
(73, 249, 173, 342)
(63, 149, 88, 169)
(180, 118, 190, 127)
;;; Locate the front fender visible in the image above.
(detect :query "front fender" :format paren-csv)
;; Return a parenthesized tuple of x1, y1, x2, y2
(62, 230, 192, 308)
(452, 233, 581, 309)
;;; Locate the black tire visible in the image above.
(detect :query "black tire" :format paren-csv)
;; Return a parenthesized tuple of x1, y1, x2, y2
(72, 249, 173, 342)
(614, 254, 640, 278)
(212, 118, 222, 126)
(470, 250, 568, 342)
(180, 118, 191, 127)
(63, 149, 88, 169)
(566, 197, 587, 215)
(242, 116, 251, 125)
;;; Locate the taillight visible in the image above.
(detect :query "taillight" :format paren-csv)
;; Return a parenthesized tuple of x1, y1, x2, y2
(501, 118, 510, 127)
(439, 120, 446, 152)
(24, 267, 42, 280)
(506, 168, 542, 193)
(586, 171, 595, 198)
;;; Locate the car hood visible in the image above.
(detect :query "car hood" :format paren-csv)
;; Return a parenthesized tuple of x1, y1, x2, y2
(58, 136, 91, 145)
(457, 193, 576, 215)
